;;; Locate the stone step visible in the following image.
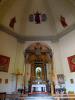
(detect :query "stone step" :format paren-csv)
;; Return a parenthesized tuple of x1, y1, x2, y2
(25, 96, 55, 100)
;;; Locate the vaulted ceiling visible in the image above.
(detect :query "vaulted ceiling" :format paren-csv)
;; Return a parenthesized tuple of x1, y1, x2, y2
(0, 0, 75, 42)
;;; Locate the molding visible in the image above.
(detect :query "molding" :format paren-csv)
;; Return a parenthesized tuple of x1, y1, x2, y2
(0, 24, 75, 43)
(57, 23, 75, 39)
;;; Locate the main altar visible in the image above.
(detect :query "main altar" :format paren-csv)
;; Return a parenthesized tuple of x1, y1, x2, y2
(24, 42, 55, 95)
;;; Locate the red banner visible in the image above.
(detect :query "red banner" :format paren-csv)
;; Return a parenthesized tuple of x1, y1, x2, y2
(0, 55, 10, 72)
(67, 55, 75, 72)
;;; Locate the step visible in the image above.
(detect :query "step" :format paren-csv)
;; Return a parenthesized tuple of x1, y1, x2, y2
(25, 96, 55, 100)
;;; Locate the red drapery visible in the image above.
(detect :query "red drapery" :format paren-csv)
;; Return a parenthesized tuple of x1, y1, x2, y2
(0, 55, 10, 72)
(67, 55, 75, 72)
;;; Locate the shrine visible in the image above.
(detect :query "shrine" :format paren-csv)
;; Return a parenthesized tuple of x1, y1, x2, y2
(24, 42, 54, 95)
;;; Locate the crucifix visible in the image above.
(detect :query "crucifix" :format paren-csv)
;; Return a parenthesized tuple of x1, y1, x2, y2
(34, 11, 41, 24)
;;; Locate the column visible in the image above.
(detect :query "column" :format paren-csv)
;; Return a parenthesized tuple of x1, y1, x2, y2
(31, 64, 35, 81)
(50, 56, 55, 96)
(42, 64, 45, 80)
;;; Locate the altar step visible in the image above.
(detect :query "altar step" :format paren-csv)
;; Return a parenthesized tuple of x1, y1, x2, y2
(25, 96, 55, 100)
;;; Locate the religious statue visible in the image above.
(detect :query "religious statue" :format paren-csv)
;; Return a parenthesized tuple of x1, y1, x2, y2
(9, 16, 16, 29)
(60, 16, 68, 28)
(34, 11, 41, 24)
(36, 67, 41, 79)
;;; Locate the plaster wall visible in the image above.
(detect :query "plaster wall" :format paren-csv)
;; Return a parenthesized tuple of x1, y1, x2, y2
(59, 29, 75, 93)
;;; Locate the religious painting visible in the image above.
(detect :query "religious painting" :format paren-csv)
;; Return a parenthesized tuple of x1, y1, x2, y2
(57, 74, 65, 84)
(67, 55, 75, 72)
(5, 79, 8, 84)
(0, 55, 10, 72)
(70, 79, 74, 84)
(60, 16, 68, 28)
(0, 78, 2, 84)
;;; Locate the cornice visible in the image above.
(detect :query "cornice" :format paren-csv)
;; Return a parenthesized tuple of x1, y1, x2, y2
(0, 23, 75, 43)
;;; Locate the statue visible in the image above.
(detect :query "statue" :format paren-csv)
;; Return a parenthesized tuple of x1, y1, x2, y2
(34, 11, 41, 24)
(60, 16, 68, 28)
(9, 17, 16, 29)
(36, 67, 41, 79)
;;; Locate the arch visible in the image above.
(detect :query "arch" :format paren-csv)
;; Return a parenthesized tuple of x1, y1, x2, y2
(24, 42, 53, 64)
(24, 42, 55, 95)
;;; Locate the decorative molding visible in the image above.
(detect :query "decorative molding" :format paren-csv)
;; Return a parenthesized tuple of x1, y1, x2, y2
(57, 23, 75, 39)
(0, 23, 75, 43)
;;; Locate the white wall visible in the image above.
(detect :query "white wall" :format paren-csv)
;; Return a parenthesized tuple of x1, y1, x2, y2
(0, 72, 16, 93)
(0, 32, 18, 93)
(59, 30, 75, 93)
(0, 32, 67, 93)
(0, 32, 18, 73)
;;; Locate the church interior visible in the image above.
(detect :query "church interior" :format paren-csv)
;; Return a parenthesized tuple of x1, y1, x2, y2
(0, 0, 75, 99)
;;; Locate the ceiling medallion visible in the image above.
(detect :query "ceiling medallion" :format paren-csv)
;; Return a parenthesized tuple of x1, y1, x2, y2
(29, 11, 47, 24)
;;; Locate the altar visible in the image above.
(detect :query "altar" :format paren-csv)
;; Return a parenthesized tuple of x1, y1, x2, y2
(29, 84, 48, 96)
(25, 43, 55, 95)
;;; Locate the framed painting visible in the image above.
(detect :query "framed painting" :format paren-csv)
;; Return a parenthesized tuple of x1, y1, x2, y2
(57, 74, 65, 84)
(5, 79, 8, 84)
(67, 55, 75, 72)
(0, 55, 10, 72)
(70, 79, 74, 84)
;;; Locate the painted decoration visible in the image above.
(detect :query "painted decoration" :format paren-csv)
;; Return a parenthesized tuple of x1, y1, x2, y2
(67, 55, 75, 72)
(57, 74, 64, 84)
(9, 16, 16, 29)
(0, 55, 10, 72)
(29, 11, 47, 24)
(60, 16, 68, 28)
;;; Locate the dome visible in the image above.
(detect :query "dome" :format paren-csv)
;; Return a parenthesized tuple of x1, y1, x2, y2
(0, 0, 75, 42)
